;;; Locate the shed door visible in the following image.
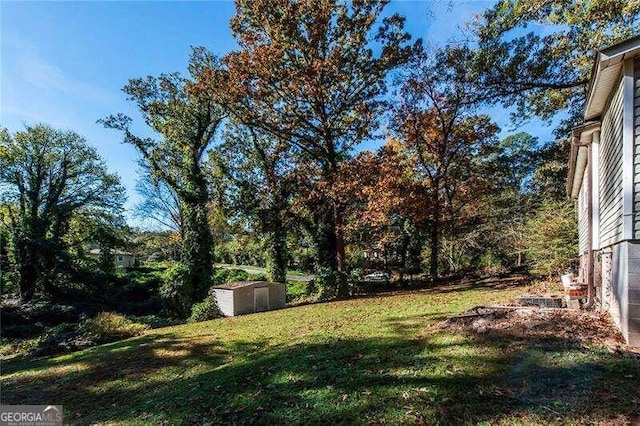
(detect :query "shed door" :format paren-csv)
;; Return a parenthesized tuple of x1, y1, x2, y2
(254, 287, 269, 312)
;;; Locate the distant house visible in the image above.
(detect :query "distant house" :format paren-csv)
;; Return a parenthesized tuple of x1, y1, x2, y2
(88, 249, 136, 268)
(212, 281, 286, 317)
(567, 35, 640, 346)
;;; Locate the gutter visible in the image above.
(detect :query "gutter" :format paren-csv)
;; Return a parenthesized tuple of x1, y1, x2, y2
(570, 125, 598, 309)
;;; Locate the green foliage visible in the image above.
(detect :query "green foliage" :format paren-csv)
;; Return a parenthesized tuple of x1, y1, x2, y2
(224, 0, 420, 295)
(0, 124, 125, 300)
(160, 264, 191, 319)
(188, 289, 221, 323)
(247, 273, 267, 281)
(264, 231, 287, 283)
(461, 0, 640, 133)
(119, 267, 165, 287)
(101, 47, 225, 311)
(530, 138, 572, 202)
(311, 266, 339, 300)
(32, 323, 79, 356)
(524, 199, 577, 277)
(80, 312, 149, 344)
(5, 283, 639, 424)
(214, 268, 249, 284)
(284, 280, 307, 302)
(215, 125, 294, 284)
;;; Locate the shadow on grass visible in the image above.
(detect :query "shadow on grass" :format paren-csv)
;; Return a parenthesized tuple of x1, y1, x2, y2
(4, 321, 640, 424)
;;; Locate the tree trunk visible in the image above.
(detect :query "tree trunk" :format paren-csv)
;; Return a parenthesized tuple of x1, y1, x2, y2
(182, 201, 213, 304)
(429, 186, 440, 283)
(265, 220, 287, 283)
(16, 238, 37, 302)
(334, 207, 349, 297)
(399, 234, 409, 285)
(312, 209, 340, 296)
(180, 161, 214, 307)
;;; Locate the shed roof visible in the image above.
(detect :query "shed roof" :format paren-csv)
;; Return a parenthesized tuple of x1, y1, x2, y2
(212, 281, 275, 290)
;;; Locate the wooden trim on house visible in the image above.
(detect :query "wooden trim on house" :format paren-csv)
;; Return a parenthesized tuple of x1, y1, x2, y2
(592, 130, 601, 250)
(623, 59, 635, 241)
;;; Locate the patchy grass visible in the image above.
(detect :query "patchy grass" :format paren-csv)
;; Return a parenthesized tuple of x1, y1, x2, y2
(2, 277, 639, 425)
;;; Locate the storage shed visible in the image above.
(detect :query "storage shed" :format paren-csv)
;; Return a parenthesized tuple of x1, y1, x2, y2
(212, 281, 286, 317)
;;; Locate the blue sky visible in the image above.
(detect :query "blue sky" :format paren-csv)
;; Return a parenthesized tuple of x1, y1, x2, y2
(1, 1, 552, 227)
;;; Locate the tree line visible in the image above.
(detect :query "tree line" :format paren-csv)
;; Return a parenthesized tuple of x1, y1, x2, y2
(1, 1, 638, 318)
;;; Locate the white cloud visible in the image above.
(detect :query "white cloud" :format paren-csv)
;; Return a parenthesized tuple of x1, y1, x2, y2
(14, 53, 118, 105)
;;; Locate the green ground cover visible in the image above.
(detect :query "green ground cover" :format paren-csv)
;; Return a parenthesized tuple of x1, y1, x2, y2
(2, 278, 638, 425)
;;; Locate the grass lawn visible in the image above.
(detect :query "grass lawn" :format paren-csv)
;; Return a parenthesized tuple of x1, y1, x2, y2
(2, 279, 639, 425)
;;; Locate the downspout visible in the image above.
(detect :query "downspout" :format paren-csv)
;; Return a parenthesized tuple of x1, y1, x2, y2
(583, 140, 595, 309)
(571, 131, 595, 309)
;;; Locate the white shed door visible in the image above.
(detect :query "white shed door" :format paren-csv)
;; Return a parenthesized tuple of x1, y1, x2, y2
(254, 287, 269, 312)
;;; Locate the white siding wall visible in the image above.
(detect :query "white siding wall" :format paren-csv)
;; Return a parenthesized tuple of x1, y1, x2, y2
(634, 58, 640, 238)
(599, 80, 625, 247)
(578, 170, 590, 254)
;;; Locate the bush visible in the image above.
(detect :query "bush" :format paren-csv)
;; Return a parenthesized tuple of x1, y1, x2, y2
(214, 268, 249, 284)
(160, 264, 191, 318)
(80, 312, 149, 344)
(33, 323, 81, 356)
(286, 280, 307, 302)
(126, 315, 177, 329)
(524, 199, 577, 277)
(247, 273, 267, 281)
(188, 290, 221, 323)
(312, 266, 338, 300)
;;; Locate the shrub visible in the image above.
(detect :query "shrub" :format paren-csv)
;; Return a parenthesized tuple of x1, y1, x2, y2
(188, 294, 221, 323)
(80, 312, 149, 344)
(160, 264, 191, 318)
(524, 199, 577, 277)
(214, 268, 249, 284)
(286, 280, 307, 302)
(33, 323, 79, 356)
(312, 266, 338, 300)
(247, 273, 267, 281)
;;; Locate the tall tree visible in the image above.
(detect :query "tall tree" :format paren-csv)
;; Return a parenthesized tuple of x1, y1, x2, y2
(340, 140, 430, 282)
(471, 132, 542, 270)
(0, 125, 125, 301)
(395, 55, 499, 280)
(452, 0, 640, 132)
(221, 0, 419, 295)
(215, 125, 296, 283)
(101, 47, 226, 308)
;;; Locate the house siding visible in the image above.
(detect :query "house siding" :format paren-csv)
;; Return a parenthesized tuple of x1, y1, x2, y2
(634, 57, 640, 238)
(599, 58, 640, 347)
(599, 79, 625, 248)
